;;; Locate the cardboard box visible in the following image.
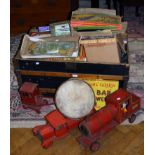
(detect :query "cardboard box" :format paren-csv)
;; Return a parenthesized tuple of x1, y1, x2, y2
(83, 37, 120, 64)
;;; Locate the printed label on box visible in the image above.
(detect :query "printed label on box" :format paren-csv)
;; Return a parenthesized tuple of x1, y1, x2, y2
(84, 79, 119, 110)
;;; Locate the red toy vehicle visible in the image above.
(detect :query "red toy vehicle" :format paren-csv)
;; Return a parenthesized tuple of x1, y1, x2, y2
(32, 79, 95, 149)
(32, 88, 141, 150)
(19, 82, 54, 113)
(77, 88, 141, 151)
(33, 110, 82, 148)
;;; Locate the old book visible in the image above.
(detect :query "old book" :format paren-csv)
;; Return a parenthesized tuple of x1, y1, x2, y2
(71, 8, 125, 33)
(71, 13, 121, 24)
(50, 21, 71, 37)
(71, 28, 113, 37)
(72, 8, 116, 16)
(71, 12, 122, 31)
(75, 45, 87, 62)
(79, 35, 115, 44)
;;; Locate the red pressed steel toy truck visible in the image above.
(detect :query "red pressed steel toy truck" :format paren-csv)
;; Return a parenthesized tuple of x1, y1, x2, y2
(32, 88, 141, 150)
(33, 110, 82, 148)
(19, 82, 54, 113)
(77, 88, 141, 151)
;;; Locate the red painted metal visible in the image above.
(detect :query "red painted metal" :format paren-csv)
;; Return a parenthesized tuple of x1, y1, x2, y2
(39, 124, 54, 140)
(79, 104, 117, 136)
(105, 88, 141, 123)
(33, 110, 82, 149)
(32, 88, 141, 150)
(19, 82, 54, 113)
(77, 88, 141, 151)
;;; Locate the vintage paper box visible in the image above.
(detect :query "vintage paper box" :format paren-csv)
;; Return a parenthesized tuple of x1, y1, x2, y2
(84, 79, 119, 110)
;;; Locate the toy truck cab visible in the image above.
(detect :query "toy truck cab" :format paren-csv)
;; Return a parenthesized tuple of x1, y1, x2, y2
(19, 82, 51, 113)
(105, 88, 141, 123)
(45, 110, 71, 138)
(33, 110, 82, 148)
(33, 110, 70, 148)
(19, 82, 41, 105)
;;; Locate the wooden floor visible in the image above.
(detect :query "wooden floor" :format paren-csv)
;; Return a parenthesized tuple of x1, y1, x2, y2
(11, 122, 144, 155)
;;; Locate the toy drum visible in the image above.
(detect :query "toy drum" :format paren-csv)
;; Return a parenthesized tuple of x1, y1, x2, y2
(55, 79, 95, 119)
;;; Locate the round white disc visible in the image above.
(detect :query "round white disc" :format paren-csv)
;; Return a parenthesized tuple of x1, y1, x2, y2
(55, 79, 95, 119)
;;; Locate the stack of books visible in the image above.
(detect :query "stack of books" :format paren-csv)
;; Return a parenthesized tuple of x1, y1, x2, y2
(71, 8, 125, 33)
(71, 15, 122, 32)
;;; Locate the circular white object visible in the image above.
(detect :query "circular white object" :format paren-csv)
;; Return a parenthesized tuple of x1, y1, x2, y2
(55, 79, 95, 119)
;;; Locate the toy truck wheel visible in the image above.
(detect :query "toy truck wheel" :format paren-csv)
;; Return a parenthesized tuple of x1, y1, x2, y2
(128, 114, 136, 123)
(33, 127, 40, 136)
(36, 110, 41, 114)
(33, 128, 38, 136)
(90, 141, 100, 152)
(42, 139, 52, 149)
